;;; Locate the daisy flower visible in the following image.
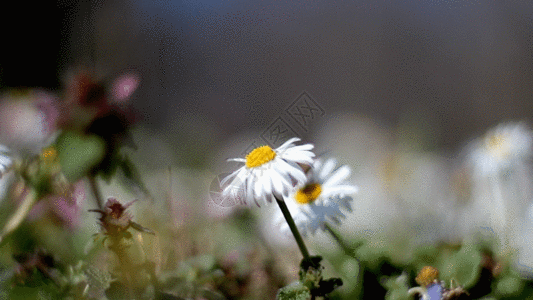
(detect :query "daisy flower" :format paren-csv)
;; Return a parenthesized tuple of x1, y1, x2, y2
(220, 137, 315, 206)
(274, 158, 358, 236)
(469, 121, 533, 176)
(467, 122, 533, 248)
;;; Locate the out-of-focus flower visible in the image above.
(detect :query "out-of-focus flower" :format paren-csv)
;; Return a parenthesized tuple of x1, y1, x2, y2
(0, 148, 12, 201)
(89, 197, 153, 237)
(469, 122, 533, 176)
(0, 145, 12, 178)
(61, 68, 140, 129)
(58, 68, 141, 179)
(220, 137, 315, 206)
(28, 181, 86, 229)
(273, 158, 357, 236)
(408, 266, 469, 300)
(90, 198, 136, 236)
(0, 90, 59, 155)
(111, 72, 140, 103)
(465, 122, 533, 249)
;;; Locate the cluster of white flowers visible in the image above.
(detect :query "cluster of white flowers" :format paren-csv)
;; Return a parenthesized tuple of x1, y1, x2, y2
(465, 122, 533, 251)
(220, 137, 358, 236)
(219, 121, 533, 264)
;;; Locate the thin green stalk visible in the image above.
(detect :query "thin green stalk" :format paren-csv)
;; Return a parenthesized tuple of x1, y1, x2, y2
(0, 188, 37, 244)
(109, 237, 136, 299)
(275, 196, 310, 260)
(324, 223, 353, 255)
(324, 223, 365, 297)
(89, 176, 104, 210)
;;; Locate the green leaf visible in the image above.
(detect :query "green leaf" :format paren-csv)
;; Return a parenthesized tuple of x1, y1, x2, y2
(383, 274, 411, 300)
(116, 154, 151, 196)
(495, 273, 525, 297)
(56, 131, 106, 182)
(438, 243, 482, 289)
(276, 281, 312, 300)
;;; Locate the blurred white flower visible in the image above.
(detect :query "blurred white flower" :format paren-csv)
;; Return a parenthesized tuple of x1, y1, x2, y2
(0, 145, 14, 202)
(466, 121, 533, 250)
(0, 145, 11, 177)
(274, 158, 357, 236)
(0, 90, 59, 155)
(220, 137, 315, 206)
(469, 122, 533, 176)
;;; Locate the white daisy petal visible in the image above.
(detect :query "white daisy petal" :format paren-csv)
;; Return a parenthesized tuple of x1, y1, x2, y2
(277, 159, 306, 183)
(277, 137, 301, 151)
(221, 137, 315, 206)
(273, 157, 358, 236)
(321, 185, 358, 198)
(324, 165, 351, 187)
(220, 167, 245, 187)
(281, 151, 315, 164)
(319, 158, 337, 179)
(314, 159, 322, 171)
(253, 178, 263, 204)
(246, 177, 254, 206)
(227, 158, 246, 163)
(283, 143, 315, 153)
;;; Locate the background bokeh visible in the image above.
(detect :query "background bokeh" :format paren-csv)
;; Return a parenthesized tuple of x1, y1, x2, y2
(3, 2, 533, 298)
(4, 0, 533, 165)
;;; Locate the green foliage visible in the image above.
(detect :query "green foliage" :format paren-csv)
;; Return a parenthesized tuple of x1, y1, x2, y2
(55, 131, 105, 182)
(277, 256, 343, 300)
(495, 274, 524, 297)
(438, 243, 482, 289)
(84, 263, 114, 299)
(382, 273, 412, 300)
(157, 254, 226, 299)
(277, 281, 312, 300)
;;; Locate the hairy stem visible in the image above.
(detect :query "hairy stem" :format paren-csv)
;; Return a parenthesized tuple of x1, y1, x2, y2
(275, 196, 310, 260)
(88, 176, 104, 210)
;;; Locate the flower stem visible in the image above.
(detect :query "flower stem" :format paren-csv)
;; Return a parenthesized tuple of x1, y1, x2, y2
(0, 188, 37, 244)
(324, 223, 353, 255)
(275, 196, 310, 260)
(88, 176, 104, 210)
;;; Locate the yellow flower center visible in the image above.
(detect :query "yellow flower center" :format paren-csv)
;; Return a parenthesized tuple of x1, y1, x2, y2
(415, 266, 439, 287)
(245, 145, 276, 168)
(295, 183, 322, 204)
(40, 147, 58, 163)
(486, 134, 509, 158)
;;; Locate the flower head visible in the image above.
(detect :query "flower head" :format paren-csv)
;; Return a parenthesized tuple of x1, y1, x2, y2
(89, 198, 137, 236)
(408, 266, 469, 300)
(28, 181, 85, 229)
(0, 90, 59, 155)
(274, 158, 358, 236)
(469, 122, 533, 176)
(220, 137, 315, 206)
(89, 197, 154, 237)
(416, 266, 439, 287)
